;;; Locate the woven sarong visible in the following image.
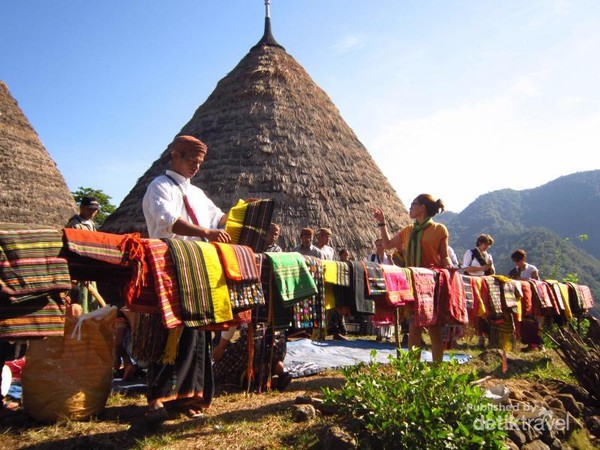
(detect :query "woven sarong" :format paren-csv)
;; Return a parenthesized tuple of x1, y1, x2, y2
(165, 239, 232, 327)
(363, 261, 387, 296)
(336, 262, 351, 286)
(434, 268, 467, 325)
(292, 256, 325, 329)
(381, 264, 410, 306)
(237, 200, 274, 253)
(529, 280, 558, 314)
(499, 279, 519, 310)
(0, 293, 65, 339)
(63, 228, 128, 265)
(224, 199, 247, 245)
(143, 239, 182, 329)
(213, 242, 264, 309)
(350, 261, 375, 314)
(212, 243, 260, 281)
(0, 223, 71, 300)
(566, 282, 594, 314)
(265, 252, 317, 305)
(409, 267, 437, 327)
(480, 276, 502, 320)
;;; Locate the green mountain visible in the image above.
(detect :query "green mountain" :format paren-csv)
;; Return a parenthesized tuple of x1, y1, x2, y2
(438, 170, 600, 317)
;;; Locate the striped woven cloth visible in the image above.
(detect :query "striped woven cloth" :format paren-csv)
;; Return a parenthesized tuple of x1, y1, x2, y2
(529, 279, 558, 313)
(481, 276, 504, 320)
(224, 199, 247, 245)
(380, 264, 409, 306)
(265, 252, 317, 305)
(63, 228, 128, 265)
(0, 293, 65, 339)
(237, 200, 274, 253)
(566, 282, 595, 313)
(362, 261, 387, 296)
(0, 223, 71, 300)
(336, 262, 351, 287)
(212, 243, 260, 281)
(213, 242, 264, 309)
(409, 267, 437, 328)
(144, 239, 183, 329)
(165, 239, 233, 327)
(350, 261, 374, 314)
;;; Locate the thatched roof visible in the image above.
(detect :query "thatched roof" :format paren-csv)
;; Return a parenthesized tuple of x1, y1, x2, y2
(102, 18, 410, 258)
(0, 81, 77, 229)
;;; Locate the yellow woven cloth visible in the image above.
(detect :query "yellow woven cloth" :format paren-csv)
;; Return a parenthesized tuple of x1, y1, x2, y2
(324, 284, 336, 310)
(224, 199, 248, 244)
(196, 241, 233, 324)
(322, 260, 338, 285)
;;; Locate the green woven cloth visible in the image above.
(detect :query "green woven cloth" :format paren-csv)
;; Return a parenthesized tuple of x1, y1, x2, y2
(265, 252, 317, 304)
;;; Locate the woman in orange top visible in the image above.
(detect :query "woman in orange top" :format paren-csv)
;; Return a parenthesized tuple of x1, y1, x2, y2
(373, 193, 452, 363)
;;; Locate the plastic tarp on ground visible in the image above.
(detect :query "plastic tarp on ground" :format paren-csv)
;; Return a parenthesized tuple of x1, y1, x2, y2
(284, 338, 472, 379)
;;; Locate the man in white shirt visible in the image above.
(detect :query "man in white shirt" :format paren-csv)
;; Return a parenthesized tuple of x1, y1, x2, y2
(141, 135, 230, 422)
(315, 227, 335, 260)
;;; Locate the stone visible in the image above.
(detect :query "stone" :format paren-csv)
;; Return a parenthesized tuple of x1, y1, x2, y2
(585, 415, 600, 436)
(521, 440, 551, 450)
(294, 396, 313, 405)
(291, 404, 316, 422)
(555, 394, 583, 418)
(320, 425, 357, 450)
(504, 439, 520, 450)
(507, 427, 527, 446)
(546, 398, 564, 412)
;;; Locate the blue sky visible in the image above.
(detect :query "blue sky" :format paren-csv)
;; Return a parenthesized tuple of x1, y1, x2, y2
(2, 0, 599, 213)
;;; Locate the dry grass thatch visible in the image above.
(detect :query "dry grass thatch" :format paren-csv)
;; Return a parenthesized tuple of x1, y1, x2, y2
(0, 81, 77, 229)
(101, 21, 410, 259)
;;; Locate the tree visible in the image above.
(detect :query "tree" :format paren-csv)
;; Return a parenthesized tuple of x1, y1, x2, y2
(71, 187, 116, 226)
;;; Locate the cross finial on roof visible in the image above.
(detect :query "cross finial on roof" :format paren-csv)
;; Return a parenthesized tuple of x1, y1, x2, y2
(265, 0, 271, 18)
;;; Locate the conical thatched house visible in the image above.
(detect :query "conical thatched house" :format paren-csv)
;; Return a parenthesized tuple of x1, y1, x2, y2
(102, 14, 410, 258)
(0, 81, 76, 229)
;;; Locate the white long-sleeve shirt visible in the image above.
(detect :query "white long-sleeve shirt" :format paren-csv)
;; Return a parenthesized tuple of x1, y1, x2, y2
(142, 170, 224, 239)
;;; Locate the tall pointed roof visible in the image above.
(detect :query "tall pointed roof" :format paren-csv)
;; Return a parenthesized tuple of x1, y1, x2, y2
(102, 15, 410, 257)
(0, 81, 77, 229)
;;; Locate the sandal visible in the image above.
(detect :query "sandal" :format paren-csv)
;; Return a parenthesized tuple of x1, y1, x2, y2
(183, 408, 204, 419)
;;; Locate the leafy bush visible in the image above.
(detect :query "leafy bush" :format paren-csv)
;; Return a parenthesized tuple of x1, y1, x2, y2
(322, 349, 509, 449)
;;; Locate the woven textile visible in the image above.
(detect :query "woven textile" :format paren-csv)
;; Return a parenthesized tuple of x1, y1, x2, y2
(237, 200, 275, 253)
(381, 264, 411, 306)
(63, 228, 128, 266)
(350, 261, 375, 314)
(434, 269, 468, 325)
(481, 276, 503, 320)
(224, 199, 247, 245)
(165, 239, 232, 327)
(566, 282, 595, 314)
(336, 262, 352, 286)
(144, 239, 183, 329)
(0, 293, 65, 339)
(529, 280, 558, 313)
(362, 261, 387, 296)
(265, 252, 317, 305)
(292, 256, 325, 329)
(212, 243, 260, 282)
(410, 267, 438, 328)
(0, 223, 71, 300)
(322, 260, 338, 285)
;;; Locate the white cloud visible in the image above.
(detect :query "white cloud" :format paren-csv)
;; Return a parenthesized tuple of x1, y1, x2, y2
(332, 34, 366, 54)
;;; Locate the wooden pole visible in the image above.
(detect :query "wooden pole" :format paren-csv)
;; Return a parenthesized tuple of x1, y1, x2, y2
(86, 282, 107, 307)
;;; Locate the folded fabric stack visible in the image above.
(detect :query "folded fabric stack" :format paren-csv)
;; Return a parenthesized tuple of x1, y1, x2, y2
(0, 223, 71, 338)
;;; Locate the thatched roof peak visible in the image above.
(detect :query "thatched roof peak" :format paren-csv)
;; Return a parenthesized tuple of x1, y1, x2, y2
(0, 81, 77, 230)
(102, 26, 410, 258)
(251, 1, 284, 51)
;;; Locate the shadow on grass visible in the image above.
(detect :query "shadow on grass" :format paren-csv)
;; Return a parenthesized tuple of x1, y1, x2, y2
(5, 375, 346, 450)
